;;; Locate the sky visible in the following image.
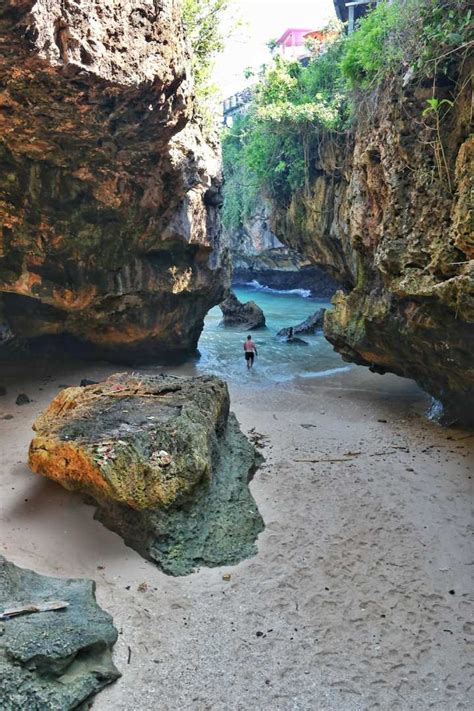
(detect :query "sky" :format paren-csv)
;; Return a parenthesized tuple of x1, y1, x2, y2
(213, 0, 336, 96)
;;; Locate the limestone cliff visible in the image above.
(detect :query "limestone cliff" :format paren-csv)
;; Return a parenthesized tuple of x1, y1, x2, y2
(0, 0, 227, 361)
(271, 60, 473, 424)
(227, 199, 338, 297)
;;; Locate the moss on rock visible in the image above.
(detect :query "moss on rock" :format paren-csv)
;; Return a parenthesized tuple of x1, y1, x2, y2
(0, 556, 120, 709)
(28, 374, 264, 575)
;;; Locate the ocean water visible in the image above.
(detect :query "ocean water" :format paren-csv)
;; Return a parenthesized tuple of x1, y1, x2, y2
(195, 283, 350, 385)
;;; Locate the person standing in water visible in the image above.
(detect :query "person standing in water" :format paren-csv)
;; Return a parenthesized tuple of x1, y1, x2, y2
(243, 335, 258, 369)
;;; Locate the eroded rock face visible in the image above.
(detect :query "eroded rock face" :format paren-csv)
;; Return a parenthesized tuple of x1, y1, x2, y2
(271, 62, 474, 424)
(227, 199, 283, 258)
(277, 308, 326, 339)
(219, 290, 266, 330)
(227, 200, 338, 296)
(29, 374, 230, 509)
(0, 1, 227, 361)
(0, 556, 120, 709)
(29, 374, 264, 575)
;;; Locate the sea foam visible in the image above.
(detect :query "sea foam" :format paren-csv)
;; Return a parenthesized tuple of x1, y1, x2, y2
(297, 366, 352, 379)
(245, 280, 312, 298)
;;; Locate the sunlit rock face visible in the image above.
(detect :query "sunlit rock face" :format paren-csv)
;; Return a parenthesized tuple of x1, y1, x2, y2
(226, 198, 338, 297)
(0, 0, 228, 361)
(271, 60, 473, 425)
(28, 374, 264, 576)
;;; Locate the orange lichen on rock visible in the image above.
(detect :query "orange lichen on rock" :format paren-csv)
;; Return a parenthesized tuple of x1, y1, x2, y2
(51, 286, 98, 311)
(29, 438, 110, 498)
(28, 374, 231, 511)
(1, 271, 42, 296)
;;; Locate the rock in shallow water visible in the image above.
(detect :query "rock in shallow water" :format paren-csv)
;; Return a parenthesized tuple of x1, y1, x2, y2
(219, 291, 266, 330)
(277, 308, 326, 338)
(29, 374, 264, 575)
(0, 556, 120, 709)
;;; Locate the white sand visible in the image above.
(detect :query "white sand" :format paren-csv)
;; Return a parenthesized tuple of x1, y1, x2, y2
(0, 359, 472, 710)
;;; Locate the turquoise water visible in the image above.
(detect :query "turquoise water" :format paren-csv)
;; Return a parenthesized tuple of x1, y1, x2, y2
(195, 284, 350, 385)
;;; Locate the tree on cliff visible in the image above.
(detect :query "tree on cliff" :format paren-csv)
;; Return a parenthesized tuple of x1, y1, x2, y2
(222, 0, 472, 227)
(183, 0, 232, 112)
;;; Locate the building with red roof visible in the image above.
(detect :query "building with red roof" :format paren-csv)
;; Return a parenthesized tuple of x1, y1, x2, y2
(275, 28, 313, 60)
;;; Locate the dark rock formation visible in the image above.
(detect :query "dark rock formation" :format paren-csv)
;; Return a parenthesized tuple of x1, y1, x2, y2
(28, 374, 264, 575)
(0, 556, 120, 708)
(283, 336, 308, 346)
(0, 1, 227, 362)
(226, 200, 338, 296)
(15, 393, 30, 405)
(219, 290, 266, 330)
(277, 308, 326, 338)
(80, 378, 98, 387)
(270, 60, 473, 425)
(233, 249, 339, 297)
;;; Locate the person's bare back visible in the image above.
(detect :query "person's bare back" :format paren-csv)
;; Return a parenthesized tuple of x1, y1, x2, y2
(243, 335, 258, 369)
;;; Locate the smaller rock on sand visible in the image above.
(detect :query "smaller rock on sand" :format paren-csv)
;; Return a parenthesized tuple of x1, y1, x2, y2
(0, 556, 120, 709)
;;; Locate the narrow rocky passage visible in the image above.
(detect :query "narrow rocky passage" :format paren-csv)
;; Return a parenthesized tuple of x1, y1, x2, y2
(1, 2, 472, 708)
(1, 361, 472, 710)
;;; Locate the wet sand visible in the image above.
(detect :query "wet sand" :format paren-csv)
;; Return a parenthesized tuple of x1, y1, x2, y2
(0, 359, 472, 710)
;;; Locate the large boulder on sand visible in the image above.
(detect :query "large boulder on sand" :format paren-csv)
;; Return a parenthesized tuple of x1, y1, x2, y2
(219, 291, 266, 330)
(0, 556, 119, 709)
(29, 374, 230, 510)
(28, 374, 264, 576)
(277, 308, 326, 338)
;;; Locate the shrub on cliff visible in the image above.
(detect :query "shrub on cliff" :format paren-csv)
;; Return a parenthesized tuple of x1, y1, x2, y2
(222, 34, 348, 226)
(341, 0, 472, 88)
(222, 0, 472, 226)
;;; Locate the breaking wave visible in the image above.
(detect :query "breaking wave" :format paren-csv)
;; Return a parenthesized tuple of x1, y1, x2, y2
(245, 280, 312, 299)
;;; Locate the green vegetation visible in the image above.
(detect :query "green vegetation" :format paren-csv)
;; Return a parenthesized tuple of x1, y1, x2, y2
(222, 0, 472, 228)
(341, 0, 472, 87)
(222, 27, 348, 228)
(183, 0, 231, 120)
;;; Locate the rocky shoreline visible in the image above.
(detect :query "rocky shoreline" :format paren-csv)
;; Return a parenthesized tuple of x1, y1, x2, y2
(233, 264, 339, 298)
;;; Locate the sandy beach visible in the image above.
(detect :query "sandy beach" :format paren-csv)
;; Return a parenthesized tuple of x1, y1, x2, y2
(0, 359, 472, 710)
